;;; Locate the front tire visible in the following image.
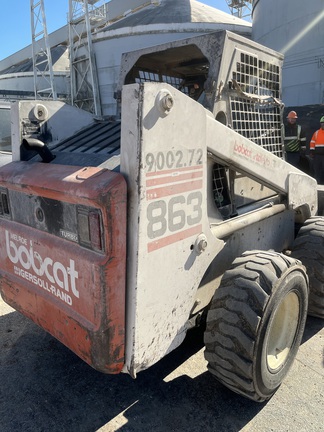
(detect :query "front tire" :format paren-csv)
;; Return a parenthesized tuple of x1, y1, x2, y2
(204, 251, 308, 402)
(291, 216, 324, 318)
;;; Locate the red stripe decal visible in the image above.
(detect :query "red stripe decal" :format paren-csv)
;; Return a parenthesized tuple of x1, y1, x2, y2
(146, 180, 202, 200)
(146, 170, 203, 187)
(146, 165, 203, 177)
(147, 224, 202, 253)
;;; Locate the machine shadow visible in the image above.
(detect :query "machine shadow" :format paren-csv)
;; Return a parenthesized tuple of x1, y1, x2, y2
(0, 311, 268, 432)
(301, 315, 324, 344)
(1, 311, 322, 432)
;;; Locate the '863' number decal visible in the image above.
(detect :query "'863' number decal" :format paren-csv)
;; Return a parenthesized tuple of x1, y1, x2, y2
(147, 191, 202, 239)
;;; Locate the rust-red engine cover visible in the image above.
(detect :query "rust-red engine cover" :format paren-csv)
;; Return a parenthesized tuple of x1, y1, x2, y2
(0, 161, 126, 373)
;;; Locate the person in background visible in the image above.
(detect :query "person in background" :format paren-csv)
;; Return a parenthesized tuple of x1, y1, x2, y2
(310, 116, 324, 184)
(283, 110, 306, 167)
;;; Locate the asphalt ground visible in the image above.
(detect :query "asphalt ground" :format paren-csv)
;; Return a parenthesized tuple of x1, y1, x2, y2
(0, 297, 323, 432)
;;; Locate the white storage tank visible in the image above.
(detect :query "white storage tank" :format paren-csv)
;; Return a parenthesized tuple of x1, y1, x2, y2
(252, 0, 324, 107)
(91, 0, 252, 115)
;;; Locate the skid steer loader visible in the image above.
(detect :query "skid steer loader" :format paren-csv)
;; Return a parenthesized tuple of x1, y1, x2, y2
(0, 31, 323, 402)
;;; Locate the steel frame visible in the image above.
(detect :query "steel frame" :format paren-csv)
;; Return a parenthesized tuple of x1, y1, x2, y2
(68, 0, 106, 115)
(30, 0, 57, 100)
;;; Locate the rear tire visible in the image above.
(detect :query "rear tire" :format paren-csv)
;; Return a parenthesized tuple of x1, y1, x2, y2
(204, 251, 308, 402)
(291, 216, 324, 318)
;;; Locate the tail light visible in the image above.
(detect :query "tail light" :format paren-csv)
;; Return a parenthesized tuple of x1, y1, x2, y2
(77, 206, 104, 252)
(0, 188, 10, 218)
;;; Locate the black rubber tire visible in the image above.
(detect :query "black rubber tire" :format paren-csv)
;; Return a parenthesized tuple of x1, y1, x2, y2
(204, 250, 308, 402)
(291, 216, 324, 318)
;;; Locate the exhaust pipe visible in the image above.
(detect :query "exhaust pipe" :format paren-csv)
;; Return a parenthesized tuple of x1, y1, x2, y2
(22, 138, 56, 163)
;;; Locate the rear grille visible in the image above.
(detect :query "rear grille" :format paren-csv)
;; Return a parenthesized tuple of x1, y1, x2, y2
(52, 121, 121, 156)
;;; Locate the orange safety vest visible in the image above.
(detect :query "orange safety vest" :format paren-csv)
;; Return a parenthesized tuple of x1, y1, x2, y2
(310, 128, 324, 153)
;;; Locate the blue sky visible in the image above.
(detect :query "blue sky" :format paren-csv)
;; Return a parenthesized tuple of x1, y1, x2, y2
(0, 1, 236, 61)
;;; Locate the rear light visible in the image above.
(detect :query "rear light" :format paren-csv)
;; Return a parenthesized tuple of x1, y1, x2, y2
(77, 206, 104, 252)
(89, 211, 103, 251)
(0, 188, 10, 218)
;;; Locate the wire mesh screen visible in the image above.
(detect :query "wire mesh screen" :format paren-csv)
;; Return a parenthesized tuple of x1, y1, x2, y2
(231, 52, 282, 158)
(212, 164, 231, 209)
(135, 71, 189, 95)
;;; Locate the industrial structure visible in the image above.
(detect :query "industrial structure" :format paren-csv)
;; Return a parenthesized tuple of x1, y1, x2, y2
(31, 0, 57, 100)
(252, 0, 324, 107)
(225, 0, 252, 20)
(0, 0, 251, 115)
(1, 0, 323, 113)
(68, 0, 107, 115)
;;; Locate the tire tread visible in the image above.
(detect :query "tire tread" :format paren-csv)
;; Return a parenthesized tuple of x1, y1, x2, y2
(204, 250, 305, 401)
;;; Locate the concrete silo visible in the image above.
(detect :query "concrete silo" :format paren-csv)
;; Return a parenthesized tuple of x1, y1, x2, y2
(252, 0, 324, 107)
(89, 0, 252, 115)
